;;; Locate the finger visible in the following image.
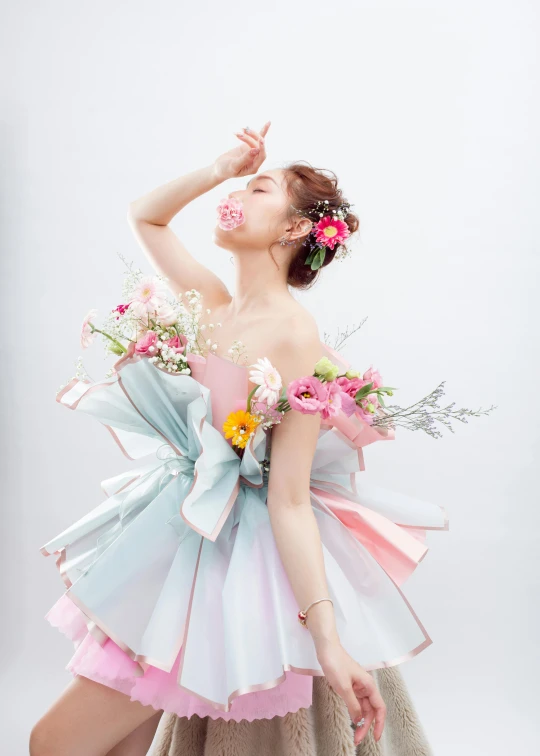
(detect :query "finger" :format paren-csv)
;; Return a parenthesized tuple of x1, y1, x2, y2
(367, 688, 387, 741)
(354, 700, 375, 746)
(245, 126, 267, 148)
(339, 685, 363, 727)
(234, 130, 259, 148)
(260, 121, 271, 137)
(244, 125, 264, 144)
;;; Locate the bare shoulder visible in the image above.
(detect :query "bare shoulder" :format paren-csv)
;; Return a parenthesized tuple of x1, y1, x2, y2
(264, 304, 322, 384)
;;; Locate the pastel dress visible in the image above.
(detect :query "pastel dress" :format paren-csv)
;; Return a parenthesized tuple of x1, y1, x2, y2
(41, 343, 448, 722)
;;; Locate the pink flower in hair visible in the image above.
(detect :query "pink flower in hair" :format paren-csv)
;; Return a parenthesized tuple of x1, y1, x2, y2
(217, 197, 245, 230)
(286, 376, 327, 415)
(313, 216, 350, 251)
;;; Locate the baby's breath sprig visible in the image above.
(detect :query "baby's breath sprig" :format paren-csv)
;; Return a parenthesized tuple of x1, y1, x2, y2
(372, 381, 497, 439)
(56, 356, 91, 395)
(176, 289, 221, 357)
(227, 339, 249, 365)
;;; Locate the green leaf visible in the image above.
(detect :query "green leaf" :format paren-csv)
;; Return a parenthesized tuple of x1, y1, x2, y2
(305, 249, 316, 266)
(355, 381, 374, 399)
(311, 247, 326, 270)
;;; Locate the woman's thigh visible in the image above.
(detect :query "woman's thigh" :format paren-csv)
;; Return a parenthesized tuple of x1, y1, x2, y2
(30, 674, 164, 756)
(106, 710, 164, 756)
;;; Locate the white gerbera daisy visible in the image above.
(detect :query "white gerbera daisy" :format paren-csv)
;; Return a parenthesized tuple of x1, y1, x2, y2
(249, 357, 283, 407)
(129, 275, 168, 318)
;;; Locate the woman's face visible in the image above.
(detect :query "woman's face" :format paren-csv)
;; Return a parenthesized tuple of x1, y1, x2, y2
(213, 169, 292, 255)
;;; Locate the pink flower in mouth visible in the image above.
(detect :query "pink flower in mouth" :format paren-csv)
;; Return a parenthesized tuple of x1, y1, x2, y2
(135, 330, 158, 354)
(217, 197, 245, 230)
(80, 308, 98, 349)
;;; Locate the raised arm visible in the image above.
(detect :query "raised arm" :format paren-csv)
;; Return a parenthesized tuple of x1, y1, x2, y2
(265, 319, 386, 746)
(126, 164, 232, 311)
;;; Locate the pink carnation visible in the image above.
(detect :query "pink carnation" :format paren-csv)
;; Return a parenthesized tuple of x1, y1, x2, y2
(135, 330, 158, 354)
(163, 333, 187, 354)
(217, 197, 245, 230)
(286, 376, 327, 415)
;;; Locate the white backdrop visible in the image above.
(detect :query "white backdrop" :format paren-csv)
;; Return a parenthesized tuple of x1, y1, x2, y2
(1, 1, 538, 753)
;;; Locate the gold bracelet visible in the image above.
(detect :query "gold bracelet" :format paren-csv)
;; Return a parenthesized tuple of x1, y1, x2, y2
(298, 597, 334, 628)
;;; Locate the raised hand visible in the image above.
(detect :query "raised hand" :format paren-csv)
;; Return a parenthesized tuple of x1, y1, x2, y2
(213, 121, 271, 181)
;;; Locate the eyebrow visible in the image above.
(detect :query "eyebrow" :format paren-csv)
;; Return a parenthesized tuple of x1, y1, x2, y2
(246, 174, 278, 188)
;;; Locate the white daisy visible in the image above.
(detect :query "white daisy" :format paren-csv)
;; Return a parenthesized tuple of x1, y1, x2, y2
(249, 357, 283, 406)
(129, 275, 168, 318)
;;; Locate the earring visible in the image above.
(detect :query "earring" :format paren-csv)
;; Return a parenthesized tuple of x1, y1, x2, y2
(279, 236, 297, 246)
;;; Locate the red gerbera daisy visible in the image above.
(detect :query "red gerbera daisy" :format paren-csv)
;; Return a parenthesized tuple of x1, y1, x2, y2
(313, 216, 350, 251)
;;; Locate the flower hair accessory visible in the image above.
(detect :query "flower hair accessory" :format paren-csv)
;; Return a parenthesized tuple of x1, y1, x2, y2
(287, 199, 354, 270)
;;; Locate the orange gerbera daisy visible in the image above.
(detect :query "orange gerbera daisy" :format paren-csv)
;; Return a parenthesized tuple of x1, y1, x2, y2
(222, 409, 261, 449)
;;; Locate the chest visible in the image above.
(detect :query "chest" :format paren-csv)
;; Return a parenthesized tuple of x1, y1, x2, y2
(198, 307, 278, 367)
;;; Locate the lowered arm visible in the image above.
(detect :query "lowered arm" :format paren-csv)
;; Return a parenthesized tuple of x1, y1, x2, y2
(265, 323, 340, 655)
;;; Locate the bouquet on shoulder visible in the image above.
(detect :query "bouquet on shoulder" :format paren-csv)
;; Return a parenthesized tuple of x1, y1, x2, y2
(66, 258, 495, 456)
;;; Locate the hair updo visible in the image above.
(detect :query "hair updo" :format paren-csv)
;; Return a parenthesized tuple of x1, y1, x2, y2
(277, 160, 360, 290)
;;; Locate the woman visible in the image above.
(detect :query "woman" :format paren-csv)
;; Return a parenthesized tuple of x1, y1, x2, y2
(31, 122, 438, 755)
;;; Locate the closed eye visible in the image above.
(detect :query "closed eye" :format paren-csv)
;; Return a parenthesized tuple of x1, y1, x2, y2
(253, 188, 265, 193)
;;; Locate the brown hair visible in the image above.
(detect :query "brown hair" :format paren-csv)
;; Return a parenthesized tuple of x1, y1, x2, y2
(272, 160, 360, 290)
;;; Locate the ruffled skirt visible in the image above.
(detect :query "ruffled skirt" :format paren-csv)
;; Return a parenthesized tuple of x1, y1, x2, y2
(46, 591, 314, 722)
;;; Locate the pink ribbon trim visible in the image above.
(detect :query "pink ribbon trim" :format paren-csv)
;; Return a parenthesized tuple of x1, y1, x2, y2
(309, 486, 429, 586)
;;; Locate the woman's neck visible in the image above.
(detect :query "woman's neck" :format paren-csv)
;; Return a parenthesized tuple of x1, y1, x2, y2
(228, 251, 293, 316)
